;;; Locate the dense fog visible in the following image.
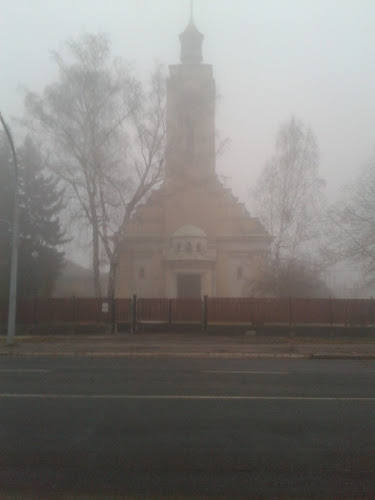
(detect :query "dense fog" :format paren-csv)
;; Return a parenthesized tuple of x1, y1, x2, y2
(1, 1, 375, 298)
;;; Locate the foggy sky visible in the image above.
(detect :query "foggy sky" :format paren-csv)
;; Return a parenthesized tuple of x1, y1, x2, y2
(1, 0, 375, 205)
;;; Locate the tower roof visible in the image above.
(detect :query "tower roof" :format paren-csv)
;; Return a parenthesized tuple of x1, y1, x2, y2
(179, 4, 204, 64)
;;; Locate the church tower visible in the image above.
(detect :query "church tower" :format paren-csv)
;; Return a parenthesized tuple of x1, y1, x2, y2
(166, 13, 215, 180)
(116, 11, 270, 299)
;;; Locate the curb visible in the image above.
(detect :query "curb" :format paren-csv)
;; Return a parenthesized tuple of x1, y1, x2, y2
(309, 354, 375, 360)
(0, 351, 308, 358)
(1, 350, 375, 359)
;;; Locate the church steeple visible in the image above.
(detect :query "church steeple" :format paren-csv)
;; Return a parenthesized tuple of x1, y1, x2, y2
(179, 1, 204, 64)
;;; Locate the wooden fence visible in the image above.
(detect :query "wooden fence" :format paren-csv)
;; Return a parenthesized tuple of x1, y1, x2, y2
(207, 297, 375, 326)
(0, 296, 374, 330)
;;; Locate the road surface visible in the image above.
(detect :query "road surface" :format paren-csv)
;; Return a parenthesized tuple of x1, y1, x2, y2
(1, 357, 374, 498)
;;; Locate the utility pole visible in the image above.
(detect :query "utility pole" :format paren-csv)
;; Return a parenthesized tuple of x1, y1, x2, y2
(0, 112, 19, 345)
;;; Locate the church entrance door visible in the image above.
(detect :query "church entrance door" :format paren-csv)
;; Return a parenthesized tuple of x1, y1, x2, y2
(177, 274, 201, 298)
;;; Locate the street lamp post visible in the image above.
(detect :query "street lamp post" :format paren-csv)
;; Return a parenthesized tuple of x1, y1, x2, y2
(0, 112, 19, 345)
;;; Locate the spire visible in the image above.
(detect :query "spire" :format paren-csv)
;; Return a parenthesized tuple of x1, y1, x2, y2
(179, 1, 204, 64)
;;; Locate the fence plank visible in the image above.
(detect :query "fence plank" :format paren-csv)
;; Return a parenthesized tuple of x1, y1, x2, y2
(0, 300, 9, 324)
(208, 298, 253, 323)
(137, 298, 169, 323)
(171, 299, 202, 323)
(116, 298, 132, 323)
(346, 299, 371, 326)
(292, 298, 332, 325)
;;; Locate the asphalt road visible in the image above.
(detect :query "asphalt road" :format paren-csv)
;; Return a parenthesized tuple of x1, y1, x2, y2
(1, 357, 375, 498)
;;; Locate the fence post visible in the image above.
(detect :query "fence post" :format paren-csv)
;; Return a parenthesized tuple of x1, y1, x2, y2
(330, 296, 333, 328)
(251, 296, 255, 325)
(345, 299, 348, 328)
(202, 295, 208, 332)
(72, 296, 77, 323)
(96, 298, 101, 324)
(372, 297, 374, 328)
(368, 297, 372, 327)
(132, 294, 137, 333)
(289, 297, 293, 328)
(168, 298, 172, 330)
(111, 297, 117, 335)
(33, 297, 38, 324)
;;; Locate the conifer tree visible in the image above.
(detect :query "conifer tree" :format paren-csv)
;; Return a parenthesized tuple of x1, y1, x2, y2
(0, 133, 66, 298)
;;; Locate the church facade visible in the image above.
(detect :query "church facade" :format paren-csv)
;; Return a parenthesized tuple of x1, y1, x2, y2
(116, 17, 269, 299)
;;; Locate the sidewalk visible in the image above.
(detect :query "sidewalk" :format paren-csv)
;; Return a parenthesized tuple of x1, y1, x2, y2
(1, 333, 375, 359)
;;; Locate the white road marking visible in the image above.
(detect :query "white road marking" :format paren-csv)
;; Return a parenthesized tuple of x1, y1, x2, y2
(0, 394, 374, 401)
(202, 371, 289, 375)
(0, 369, 50, 373)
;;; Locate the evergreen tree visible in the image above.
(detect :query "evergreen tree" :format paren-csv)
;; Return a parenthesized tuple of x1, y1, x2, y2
(0, 134, 13, 298)
(0, 133, 66, 298)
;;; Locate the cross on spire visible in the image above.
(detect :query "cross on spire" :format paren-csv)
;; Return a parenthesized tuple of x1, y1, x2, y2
(190, 0, 194, 23)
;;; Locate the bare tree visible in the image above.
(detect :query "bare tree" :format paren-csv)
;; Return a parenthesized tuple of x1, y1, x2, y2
(23, 34, 166, 297)
(105, 66, 166, 300)
(322, 154, 375, 289)
(251, 116, 325, 296)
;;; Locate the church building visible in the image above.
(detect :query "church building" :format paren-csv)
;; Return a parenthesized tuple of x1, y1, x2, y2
(116, 14, 269, 299)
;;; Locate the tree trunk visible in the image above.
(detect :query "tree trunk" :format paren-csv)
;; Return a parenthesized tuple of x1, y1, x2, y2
(273, 246, 281, 297)
(92, 224, 102, 298)
(107, 244, 119, 335)
(106, 212, 131, 301)
(107, 251, 117, 301)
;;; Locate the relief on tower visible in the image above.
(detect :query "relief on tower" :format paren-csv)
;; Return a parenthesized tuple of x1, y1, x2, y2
(180, 86, 204, 161)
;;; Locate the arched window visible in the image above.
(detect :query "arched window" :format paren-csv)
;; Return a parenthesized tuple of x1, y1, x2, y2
(186, 241, 192, 254)
(237, 266, 243, 279)
(176, 243, 181, 253)
(139, 267, 145, 279)
(196, 242, 202, 253)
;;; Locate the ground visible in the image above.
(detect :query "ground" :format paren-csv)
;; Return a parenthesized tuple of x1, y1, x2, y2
(0, 338, 374, 498)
